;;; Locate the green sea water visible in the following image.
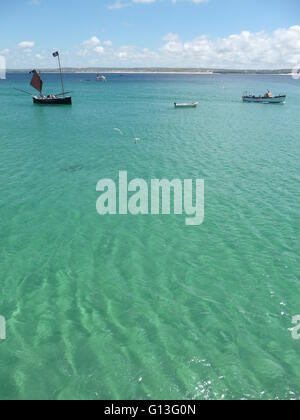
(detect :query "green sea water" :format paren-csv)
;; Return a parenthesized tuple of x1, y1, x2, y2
(0, 73, 299, 400)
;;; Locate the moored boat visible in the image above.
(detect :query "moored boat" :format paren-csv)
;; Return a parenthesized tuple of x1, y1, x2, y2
(174, 102, 198, 108)
(30, 51, 72, 105)
(33, 95, 72, 105)
(96, 74, 107, 82)
(243, 91, 286, 104)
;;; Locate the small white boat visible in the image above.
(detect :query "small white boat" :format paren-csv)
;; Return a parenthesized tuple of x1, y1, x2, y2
(174, 102, 198, 109)
(96, 74, 107, 82)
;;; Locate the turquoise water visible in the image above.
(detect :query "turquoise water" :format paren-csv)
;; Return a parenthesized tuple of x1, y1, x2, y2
(0, 73, 299, 400)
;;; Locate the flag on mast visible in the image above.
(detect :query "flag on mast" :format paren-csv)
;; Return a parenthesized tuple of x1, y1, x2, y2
(53, 51, 59, 58)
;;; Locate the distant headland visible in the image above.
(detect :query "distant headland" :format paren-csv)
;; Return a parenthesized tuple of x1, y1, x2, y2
(6, 68, 294, 75)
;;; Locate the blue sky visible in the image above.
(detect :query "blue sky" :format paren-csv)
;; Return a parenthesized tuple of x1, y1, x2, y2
(1, 0, 300, 68)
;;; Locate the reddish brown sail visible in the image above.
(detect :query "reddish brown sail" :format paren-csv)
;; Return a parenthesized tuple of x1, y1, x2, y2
(30, 70, 43, 94)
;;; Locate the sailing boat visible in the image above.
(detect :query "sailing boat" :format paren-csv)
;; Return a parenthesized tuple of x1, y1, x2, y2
(96, 74, 107, 82)
(31, 51, 72, 105)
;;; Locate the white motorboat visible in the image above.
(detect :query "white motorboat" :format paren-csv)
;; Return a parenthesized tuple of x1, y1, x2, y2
(174, 102, 198, 108)
(96, 74, 107, 82)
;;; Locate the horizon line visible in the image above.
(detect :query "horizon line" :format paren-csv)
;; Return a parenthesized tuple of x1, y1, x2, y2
(6, 67, 294, 72)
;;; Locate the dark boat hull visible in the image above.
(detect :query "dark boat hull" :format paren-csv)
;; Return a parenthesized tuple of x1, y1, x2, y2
(242, 95, 286, 104)
(33, 96, 72, 105)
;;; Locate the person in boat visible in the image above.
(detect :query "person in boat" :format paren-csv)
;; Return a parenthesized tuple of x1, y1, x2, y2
(264, 90, 273, 98)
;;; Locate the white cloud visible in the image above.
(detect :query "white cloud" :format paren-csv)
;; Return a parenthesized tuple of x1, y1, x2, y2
(0, 49, 9, 56)
(161, 26, 300, 68)
(72, 26, 300, 69)
(80, 36, 106, 56)
(18, 41, 35, 49)
(108, 0, 208, 9)
(94, 46, 105, 54)
(6, 26, 300, 69)
(83, 36, 101, 49)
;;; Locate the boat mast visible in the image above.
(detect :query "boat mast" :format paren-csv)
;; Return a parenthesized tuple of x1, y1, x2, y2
(55, 52, 65, 98)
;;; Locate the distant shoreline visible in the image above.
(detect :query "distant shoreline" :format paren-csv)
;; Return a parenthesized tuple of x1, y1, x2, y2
(6, 68, 294, 76)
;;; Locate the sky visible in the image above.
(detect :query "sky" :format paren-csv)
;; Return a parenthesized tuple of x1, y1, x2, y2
(1, 0, 300, 69)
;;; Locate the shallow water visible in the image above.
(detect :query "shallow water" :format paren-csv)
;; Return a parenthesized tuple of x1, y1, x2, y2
(0, 73, 299, 400)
